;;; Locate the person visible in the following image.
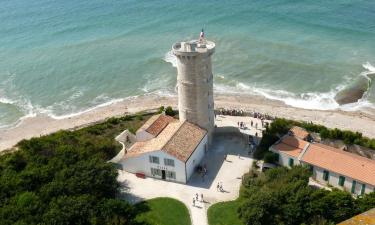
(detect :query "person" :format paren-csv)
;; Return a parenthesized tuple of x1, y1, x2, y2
(216, 182, 220, 191)
(196, 193, 198, 201)
(193, 198, 195, 206)
(201, 193, 204, 202)
(224, 154, 227, 161)
(220, 183, 223, 192)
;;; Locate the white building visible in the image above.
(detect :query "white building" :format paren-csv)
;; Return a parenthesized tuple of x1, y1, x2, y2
(119, 32, 215, 183)
(270, 127, 375, 196)
(120, 114, 208, 183)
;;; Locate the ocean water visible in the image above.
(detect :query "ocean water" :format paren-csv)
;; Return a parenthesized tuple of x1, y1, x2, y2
(1, 0, 375, 127)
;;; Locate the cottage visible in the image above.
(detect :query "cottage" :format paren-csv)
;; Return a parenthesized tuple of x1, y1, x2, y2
(270, 127, 375, 195)
(120, 114, 208, 183)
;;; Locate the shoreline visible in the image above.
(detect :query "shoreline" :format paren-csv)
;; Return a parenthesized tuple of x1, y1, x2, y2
(1, 93, 375, 152)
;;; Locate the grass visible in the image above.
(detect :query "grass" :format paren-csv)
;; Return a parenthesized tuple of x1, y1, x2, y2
(135, 197, 191, 225)
(207, 200, 244, 225)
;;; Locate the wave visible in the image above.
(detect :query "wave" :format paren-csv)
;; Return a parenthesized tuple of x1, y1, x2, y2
(213, 62, 375, 111)
(163, 50, 177, 67)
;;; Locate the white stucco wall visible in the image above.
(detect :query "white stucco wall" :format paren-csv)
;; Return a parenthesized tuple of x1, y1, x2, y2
(311, 165, 373, 195)
(270, 147, 299, 168)
(121, 150, 186, 183)
(185, 135, 208, 181)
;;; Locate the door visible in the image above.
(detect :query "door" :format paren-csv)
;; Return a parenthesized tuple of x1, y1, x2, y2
(162, 170, 166, 180)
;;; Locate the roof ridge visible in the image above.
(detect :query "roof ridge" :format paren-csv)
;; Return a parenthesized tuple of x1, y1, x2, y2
(160, 120, 186, 151)
(298, 142, 310, 161)
(313, 143, 375, 163)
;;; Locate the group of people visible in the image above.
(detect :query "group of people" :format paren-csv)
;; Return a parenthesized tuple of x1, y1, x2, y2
(216, 182, 224, 192)
(192, 193, 204, 207)
(215, 108, 275, 121)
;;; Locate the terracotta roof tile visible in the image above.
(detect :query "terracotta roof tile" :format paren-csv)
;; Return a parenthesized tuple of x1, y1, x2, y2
(289, 126, 310, 140)
(271, 135, 309, 158)
(302, 143, 375, 186)
(338, 208, 375, 225)
(163, 122, 207, 162)
(146, 115, 176, 137)
(124, 116, 207, 162)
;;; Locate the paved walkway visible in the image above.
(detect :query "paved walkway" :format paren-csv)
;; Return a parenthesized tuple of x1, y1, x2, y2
(117, 116, 264, 225)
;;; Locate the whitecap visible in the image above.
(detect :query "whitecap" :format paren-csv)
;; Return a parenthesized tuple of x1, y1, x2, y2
(163, 50, 177, 67)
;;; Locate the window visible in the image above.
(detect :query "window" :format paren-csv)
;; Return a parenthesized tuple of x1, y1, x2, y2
(309, 165, 314, 172)
(288, 158, 294, 167)
(151, 168, 162, 177)
(164, 158, 175, 167)
(361, 184, 366, 195)
(338, 176, 345, 186)
(166, 171, 176, 179)
(351, 180, 357, 194)
(149, 156, 159, 164)
(323, 170, 329, 182)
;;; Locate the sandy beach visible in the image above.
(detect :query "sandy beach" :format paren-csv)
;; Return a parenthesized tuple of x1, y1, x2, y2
(1, 93, 375, 152)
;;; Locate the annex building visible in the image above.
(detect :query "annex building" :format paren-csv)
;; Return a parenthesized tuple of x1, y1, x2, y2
(270, 126, 375, 196)
(119, 114, 208, 183)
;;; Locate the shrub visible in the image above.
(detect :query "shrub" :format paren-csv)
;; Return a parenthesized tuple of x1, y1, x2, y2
(158, 106, 165, 114)
(263, 152, 278, 164)
(165, 106, 175, 116)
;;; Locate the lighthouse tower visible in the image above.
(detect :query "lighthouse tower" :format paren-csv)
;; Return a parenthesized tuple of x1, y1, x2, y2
(172, 30, 215, 142)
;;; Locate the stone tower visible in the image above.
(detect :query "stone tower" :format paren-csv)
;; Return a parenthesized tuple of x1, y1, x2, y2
(172, 32, 215, 142)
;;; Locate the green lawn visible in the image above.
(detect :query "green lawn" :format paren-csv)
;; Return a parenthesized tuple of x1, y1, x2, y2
(135, 197, 191, 225)
(207, 200, 244, 225)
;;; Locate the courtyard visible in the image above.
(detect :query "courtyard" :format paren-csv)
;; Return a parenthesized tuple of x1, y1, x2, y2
(116, 115, 265, 225)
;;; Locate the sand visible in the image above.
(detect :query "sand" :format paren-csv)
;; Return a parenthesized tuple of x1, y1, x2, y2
(1, 93, 375, 152)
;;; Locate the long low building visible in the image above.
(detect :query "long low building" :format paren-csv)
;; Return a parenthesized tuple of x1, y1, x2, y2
(119, 114, 208, 183)
(270, 127, 375, 196)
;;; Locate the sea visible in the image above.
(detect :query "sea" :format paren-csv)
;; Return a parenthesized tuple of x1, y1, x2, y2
(1, 0, 375, 128)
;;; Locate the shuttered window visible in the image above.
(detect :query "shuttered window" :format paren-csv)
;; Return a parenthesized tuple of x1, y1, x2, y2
(323, 170, 329, 181)
(338, 176, 345, 186)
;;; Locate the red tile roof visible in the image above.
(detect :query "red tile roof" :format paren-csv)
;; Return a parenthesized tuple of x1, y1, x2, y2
(271, 135, 309, 158)
(125, 118, 207, 162)
(289, 126, 310, 140)
(302, 143, 375, 186)
(338, 208, 375, 225)
(145, 115, 176, 137)
(163, 122, 207, 162)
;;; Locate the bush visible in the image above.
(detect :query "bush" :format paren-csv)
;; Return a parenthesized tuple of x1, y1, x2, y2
(263, 152, 278, 164)
(238, 166, 372, 225)
(165, 106, 176, 116)
(0, 113, 154, 225)
(158, 106, 165, 114)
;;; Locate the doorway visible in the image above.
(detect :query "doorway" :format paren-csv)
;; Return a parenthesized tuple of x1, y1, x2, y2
(162, 170, 166, 180)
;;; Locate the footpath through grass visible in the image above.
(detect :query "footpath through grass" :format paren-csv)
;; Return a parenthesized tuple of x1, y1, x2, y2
(135, 197, 191, 225)
(207, 200, 244, 225)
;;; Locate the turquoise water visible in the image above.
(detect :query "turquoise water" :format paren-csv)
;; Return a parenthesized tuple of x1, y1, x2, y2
(1, 0, 375, 127)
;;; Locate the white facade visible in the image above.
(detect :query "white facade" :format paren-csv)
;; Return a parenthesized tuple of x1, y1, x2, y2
(186, 135, 208, 180)
(270, 148, 300, 168)
(121, 134, 208, 184)
(311, 165, 374, 195)
(271, 148, 374, 195)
